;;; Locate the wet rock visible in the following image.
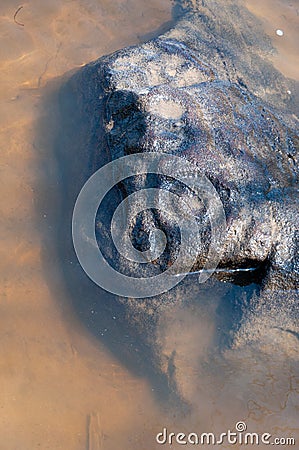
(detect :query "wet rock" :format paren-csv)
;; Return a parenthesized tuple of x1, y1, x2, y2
(69, 0, 298, 284)
(63, 0, 298, 406)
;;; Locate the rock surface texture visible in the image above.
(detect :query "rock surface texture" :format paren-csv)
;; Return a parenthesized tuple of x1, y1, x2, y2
(64, 0, 298, 405)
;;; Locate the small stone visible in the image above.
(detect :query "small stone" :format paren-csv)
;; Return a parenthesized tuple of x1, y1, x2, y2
(276, 29, 284, 37)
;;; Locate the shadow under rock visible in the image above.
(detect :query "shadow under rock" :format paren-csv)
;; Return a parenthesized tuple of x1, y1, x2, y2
(33, 4, 270, 411)
(34, 75, 255, 411)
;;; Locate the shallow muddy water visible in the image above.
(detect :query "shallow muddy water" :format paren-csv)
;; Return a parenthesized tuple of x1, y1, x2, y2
(0, 1, 298, 449)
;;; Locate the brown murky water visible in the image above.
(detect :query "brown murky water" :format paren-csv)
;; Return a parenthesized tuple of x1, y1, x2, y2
(0, 1, 298, 449)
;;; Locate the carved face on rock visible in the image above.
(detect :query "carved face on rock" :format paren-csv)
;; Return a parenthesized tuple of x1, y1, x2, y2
(95, 36, 298, 282)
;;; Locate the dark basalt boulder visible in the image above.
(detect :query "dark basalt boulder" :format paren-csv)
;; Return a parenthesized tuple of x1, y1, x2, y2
(60, 0, 298, 406)
(69, 0, 298, 281)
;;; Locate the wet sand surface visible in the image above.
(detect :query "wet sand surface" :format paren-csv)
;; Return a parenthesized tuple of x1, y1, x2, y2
(245, 0, 299, 79)
(0, 1, 298, 449)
